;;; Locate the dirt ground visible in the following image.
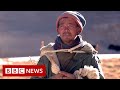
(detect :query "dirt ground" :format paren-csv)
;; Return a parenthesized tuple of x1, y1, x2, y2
(0, 58, 120, 79)
(101, 58, 120, 79)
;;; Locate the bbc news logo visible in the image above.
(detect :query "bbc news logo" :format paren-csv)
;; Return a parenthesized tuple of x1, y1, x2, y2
(2, 65, 46, 77)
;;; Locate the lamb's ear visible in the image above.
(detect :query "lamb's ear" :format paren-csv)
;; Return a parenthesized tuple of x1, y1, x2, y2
(40, 41, 45, 56)
(41, 41, 45, 48)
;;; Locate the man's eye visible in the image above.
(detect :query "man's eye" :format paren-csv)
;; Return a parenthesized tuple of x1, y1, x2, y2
(68, 24, 75, 27)
(59, 25, 63, 28)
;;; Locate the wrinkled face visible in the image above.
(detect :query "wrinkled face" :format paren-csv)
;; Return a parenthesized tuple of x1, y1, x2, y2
(57, 17, 81, 45)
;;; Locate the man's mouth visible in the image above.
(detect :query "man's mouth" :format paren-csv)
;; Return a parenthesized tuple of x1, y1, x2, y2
(63, 33, 71, 36)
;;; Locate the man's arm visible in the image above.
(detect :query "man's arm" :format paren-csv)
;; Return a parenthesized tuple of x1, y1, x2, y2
(30, 55, 65, 79)
(30, 56, 51, 79)
(75, 54, 105, 79)
(90, 54, 105, 79)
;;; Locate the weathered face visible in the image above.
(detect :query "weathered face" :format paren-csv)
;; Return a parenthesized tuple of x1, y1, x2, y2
(57, 17, 81, 45)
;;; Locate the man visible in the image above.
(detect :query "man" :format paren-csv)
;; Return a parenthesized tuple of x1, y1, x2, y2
(31, 11, 104, 79)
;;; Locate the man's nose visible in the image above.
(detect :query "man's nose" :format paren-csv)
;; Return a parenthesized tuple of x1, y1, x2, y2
(64, 25, 69, 31)
(64, 28, 69, 32)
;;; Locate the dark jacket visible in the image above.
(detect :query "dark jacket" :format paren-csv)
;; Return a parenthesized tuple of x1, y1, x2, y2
(31, 36, 104, 79)
(31, 52, 104, 79)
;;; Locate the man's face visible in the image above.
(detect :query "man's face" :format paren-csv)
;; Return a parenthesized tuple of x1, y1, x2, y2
(57, 17, 81, 45)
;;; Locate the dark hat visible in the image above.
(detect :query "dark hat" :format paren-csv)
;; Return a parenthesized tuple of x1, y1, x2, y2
(56, 11, 86, 32)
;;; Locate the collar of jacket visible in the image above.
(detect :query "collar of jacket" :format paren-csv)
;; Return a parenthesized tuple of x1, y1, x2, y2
(53, 35, 83, 50)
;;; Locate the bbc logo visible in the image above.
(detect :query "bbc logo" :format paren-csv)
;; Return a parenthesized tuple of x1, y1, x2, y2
(5, 68, 25, 74)
(2, 65, 46, 76)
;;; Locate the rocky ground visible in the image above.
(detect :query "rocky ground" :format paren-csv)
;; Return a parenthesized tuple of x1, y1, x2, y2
(0, 58, 120, 79)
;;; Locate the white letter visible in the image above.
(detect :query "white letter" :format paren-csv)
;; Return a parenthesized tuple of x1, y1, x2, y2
(39, 68, 43, 73)
(12, 68, 18, 74)
(5, 68, 11, 74)
(34, 69, 40, 73)
(26, 69, 31, 73)
(19, 68, 25, 74)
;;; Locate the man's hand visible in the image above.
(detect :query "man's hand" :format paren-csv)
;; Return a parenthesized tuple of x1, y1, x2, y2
(50, 73, 64, 79)
(50, 71, 75, 79)
(59, 71, 76, 79)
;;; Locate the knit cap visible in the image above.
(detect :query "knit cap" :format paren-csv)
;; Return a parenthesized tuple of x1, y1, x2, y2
(56, 11, 86, 32)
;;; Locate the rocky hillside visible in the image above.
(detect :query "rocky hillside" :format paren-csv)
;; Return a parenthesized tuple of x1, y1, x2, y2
(80, 11, 120, 54)
(0, 11, 120, 58)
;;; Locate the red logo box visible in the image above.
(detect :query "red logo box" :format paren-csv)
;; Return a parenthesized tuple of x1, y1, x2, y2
(2, 65, 46, 77)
